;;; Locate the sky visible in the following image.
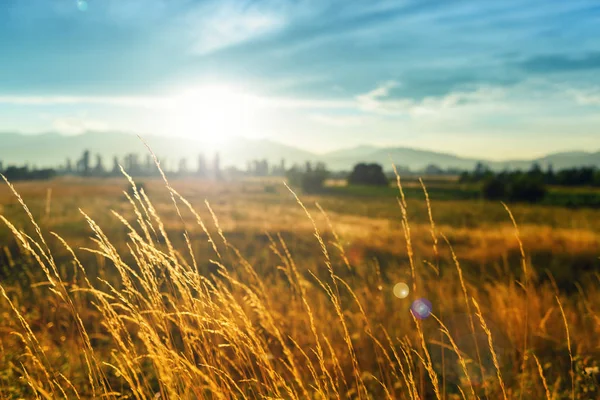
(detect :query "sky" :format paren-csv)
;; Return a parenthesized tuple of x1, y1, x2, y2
(1, 0, 600, 159)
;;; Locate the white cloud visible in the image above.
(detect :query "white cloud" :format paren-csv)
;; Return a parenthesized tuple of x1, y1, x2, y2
(355, 81, 506, 117)
(566, 87, 600, 106)
(0, 95, 167, 108)
(309, 114, 367, 127)
(355, 80, 403, 114)
(186, 1, 286, 55)
(0, 91, 355, 114)
(263, 97, 355, 110)
(52, 117, 108, 135)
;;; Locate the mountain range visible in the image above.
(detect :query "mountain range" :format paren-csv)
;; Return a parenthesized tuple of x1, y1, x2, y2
(0, 131, 598, 172)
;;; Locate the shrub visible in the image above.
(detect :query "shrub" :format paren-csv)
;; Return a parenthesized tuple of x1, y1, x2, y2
(286, 163, 329, 193)
(301, 167, 329, 193)
(508, 176, 547, 203)
(348, 163, 388, 186)
(482, 177, 507, 200)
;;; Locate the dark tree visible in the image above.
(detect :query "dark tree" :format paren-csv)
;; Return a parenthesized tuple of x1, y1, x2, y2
(65, 158, 73, 174)
(260, 159, 269, 176)
(302, 162, 329, 193)
(213, 153, 222, 180)
(459, 171, 470, 183)
(3, 166, 29, 180)
(528, 162, 544, 180)
(79, 150, 91, 176)
(270, 158, 286, 176)
(424, 164, 444, 175)
(508, 176, 547, 203)
(545, 164, 555, 184)
(178, 158, 188, 175)
(124, 153, 141, 175)
(197, 154, 207, 177)
(474, 162, 489, 179)
(348, 163, 388, 186)
(112, 156, 120, 176)
(594, 170, 600, 186)
(94, 154, 105, 176)
(0, 165, 55, 181)
(482, 177, 507, 200)
(285, 165, 302, 186)
(285, 162, 329, 193)
(253, 159, 269, 176)
(145, 155, 154, 175)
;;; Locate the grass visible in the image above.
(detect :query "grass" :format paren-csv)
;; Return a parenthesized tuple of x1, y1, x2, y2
(0, 169, 599, 399)
(323, 180, 600, 208)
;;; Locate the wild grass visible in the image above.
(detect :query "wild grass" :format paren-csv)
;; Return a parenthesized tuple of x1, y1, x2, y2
(0, 167, 599, 398)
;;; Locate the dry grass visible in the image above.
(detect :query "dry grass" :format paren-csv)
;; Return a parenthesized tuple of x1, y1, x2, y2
(0, 172, 599, 399)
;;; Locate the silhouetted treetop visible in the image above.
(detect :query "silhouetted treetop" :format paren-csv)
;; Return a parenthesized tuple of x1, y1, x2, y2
(348, 163, 388, 186)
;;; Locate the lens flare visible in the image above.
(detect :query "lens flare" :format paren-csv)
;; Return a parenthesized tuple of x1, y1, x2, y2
(77, 1, 88, 12)
(393, 282, 410, 299)
(411, 298, 432, 319)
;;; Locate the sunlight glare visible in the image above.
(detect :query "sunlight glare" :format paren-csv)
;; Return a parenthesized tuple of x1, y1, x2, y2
(166, 85, 259, 144)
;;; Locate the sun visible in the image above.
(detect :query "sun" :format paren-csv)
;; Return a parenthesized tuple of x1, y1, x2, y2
(166, 84, 259, 144)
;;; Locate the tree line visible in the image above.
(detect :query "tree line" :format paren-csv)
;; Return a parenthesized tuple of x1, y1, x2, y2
(0, 150, 297, 181)
(460, 162, 600, 186)
(284, 162, 390, 193)
(2, 149, 599, 205)
(460, 162, 600, 203)
(286, 161, 600, 206)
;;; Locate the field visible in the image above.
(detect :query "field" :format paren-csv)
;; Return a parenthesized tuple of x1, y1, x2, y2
(1, 174, 599, 399)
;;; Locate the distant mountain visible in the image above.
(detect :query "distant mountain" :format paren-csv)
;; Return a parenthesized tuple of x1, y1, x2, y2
(0, 131, 195, 169)
(323, 145, 382, 159)
(530, 151, 600, 170)
(0, 131, 598, 172)
(0, 131, 314, 170)
(220, 138, 315, 168)
(320, 145, 600, 171)
(322, 145, 483, 171)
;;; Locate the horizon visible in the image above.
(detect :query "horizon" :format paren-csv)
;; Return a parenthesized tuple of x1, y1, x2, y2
(2, 1, 600, 158)
(2, 130, 599, 165)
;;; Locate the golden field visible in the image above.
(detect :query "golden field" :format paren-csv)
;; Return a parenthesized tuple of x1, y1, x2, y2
(0, 174, 599, 399)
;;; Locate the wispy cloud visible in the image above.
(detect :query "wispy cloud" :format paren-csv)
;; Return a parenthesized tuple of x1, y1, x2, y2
(309, 114, 367, 127)
(0, 91, 354, 115)
(185, 1, 287, 55)
(52, 116, 108, 135)
(520, 52, 600, 74)
(565, 86, 600, 106)
(355, 81, 506, 117)
(0, 95, 167, 108)
(0, 78, 586, 119)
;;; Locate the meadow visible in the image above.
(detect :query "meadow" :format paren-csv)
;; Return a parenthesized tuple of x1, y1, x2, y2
(0, 172, 599, 399)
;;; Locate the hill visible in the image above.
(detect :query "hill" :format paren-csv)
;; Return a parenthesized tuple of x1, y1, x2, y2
(0, 131, 598, 172)
(322, 145, 482, 171)
(0, 131, 313, 171)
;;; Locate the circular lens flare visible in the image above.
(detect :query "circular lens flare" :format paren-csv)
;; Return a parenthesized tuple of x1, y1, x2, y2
(77, 1, 88, 11)
(393, 282, 410, 299)
(411, 298, 432, 319)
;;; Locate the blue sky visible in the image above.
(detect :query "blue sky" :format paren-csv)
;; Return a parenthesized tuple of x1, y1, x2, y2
(1, 0, 600, 158)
